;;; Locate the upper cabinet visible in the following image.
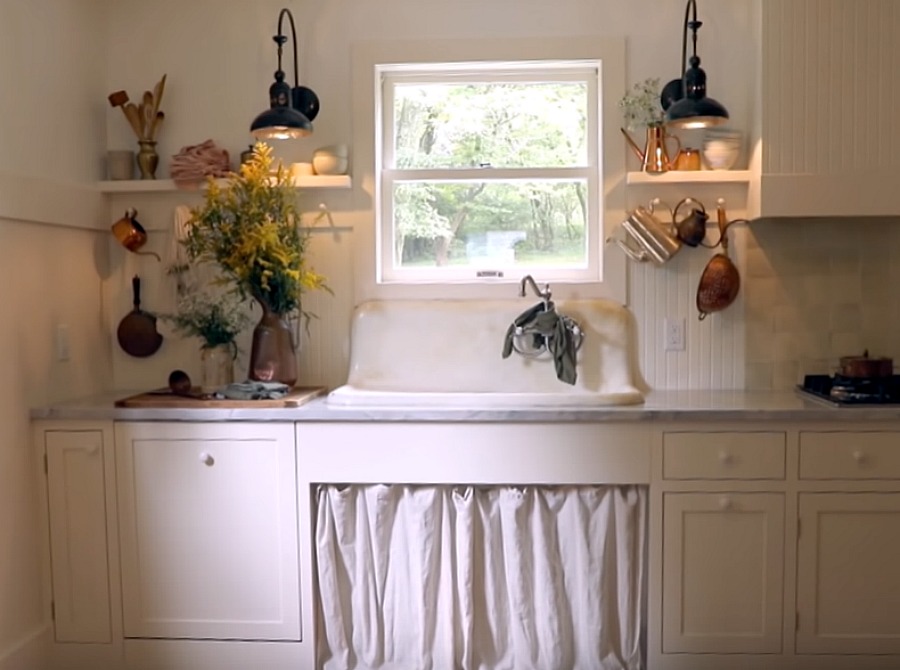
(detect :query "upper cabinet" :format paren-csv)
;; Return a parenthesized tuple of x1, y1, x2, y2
(756, 0, 900, 217)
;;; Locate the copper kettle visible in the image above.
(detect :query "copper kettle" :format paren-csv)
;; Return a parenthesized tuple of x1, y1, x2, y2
(111, 209, 160, 261)
(649, 197, 709, 247)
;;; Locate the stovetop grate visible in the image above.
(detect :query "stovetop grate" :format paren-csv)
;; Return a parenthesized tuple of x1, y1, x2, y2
(797, 374, 900, 406)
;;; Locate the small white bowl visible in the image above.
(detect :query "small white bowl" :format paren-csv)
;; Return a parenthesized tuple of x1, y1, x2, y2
(315, 144, 348, 158)
(702, 146, 739, 170)
(702, 131, 741, 170)
(313, 154, 348, 175)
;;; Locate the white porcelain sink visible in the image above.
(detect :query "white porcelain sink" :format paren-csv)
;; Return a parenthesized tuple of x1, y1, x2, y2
(327, 299, 647, 408)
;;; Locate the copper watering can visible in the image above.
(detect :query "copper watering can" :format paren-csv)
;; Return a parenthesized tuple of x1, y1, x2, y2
(621, 126, 682, 174)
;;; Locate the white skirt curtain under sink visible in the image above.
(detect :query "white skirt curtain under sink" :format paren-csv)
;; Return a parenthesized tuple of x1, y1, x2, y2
(315, 484, 647, 670)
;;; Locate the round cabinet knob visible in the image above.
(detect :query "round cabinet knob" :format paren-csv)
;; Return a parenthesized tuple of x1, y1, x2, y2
(199, 452, 215, 467)
(85, 442, 100, 456)
(852, 450, 866, 465)
(718, 450, 734, 466)
(719, 497, 733, 511)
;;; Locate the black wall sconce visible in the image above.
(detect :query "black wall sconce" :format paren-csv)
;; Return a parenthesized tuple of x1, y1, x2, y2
(250, 7, 320, 140)
(660, 0, 729, 129)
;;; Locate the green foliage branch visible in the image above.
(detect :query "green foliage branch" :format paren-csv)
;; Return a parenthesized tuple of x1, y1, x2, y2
(161, 279, 250, 352)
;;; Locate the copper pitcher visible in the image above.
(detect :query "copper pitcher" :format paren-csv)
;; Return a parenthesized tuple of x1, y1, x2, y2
(621, 125, 682, 174)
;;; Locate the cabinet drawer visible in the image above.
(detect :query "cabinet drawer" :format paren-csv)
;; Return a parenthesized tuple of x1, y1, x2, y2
(663, 432, 786, 480)
(800, 431, 900, 479)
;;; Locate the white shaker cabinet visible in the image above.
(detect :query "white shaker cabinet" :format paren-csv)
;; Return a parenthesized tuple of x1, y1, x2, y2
(796, 430, 900, 654)
(656, 431, 786, 658)
(662, 492, 785, 654)
(114, 422, 301, 642)
(796, 492, 900, 654)
(43, 429, 113, 644)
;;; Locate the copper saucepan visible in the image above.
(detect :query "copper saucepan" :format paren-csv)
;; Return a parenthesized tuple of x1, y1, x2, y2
(839, 351, 894, 378)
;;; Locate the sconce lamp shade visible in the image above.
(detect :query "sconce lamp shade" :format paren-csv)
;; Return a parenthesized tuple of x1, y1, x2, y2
(660, 0, 729, 129)
(250, 8, 319, 141)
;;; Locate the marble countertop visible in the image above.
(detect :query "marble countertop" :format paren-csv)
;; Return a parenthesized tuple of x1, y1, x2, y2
(29, 389, 900, 423)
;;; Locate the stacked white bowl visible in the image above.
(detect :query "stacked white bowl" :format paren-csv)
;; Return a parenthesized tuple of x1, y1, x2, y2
(702, 128, 742, 170)
(312, 144, 349, 175)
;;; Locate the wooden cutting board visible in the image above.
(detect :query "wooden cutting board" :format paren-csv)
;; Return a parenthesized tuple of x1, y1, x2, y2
(115, 386, 327, 408)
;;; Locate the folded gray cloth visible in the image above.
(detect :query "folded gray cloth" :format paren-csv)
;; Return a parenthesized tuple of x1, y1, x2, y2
(217, 381, 291, 400)
(502, 303, 577, 385)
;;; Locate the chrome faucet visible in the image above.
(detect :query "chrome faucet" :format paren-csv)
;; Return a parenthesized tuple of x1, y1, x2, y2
(519, 275, 551, 304)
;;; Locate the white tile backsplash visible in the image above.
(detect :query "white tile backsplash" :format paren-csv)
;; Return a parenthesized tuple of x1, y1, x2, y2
(745, 218, 900, 390)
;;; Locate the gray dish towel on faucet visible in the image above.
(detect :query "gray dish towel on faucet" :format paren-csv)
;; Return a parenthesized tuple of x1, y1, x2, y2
(502, 303, 578, 385)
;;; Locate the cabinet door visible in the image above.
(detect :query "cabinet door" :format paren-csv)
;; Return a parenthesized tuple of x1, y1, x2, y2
(45, 430, 111, 643)
(115, 422, 299, 641)
(662, 492, 784, 654)
(760, 0, 900, 217)
(797, 493, 900, 654)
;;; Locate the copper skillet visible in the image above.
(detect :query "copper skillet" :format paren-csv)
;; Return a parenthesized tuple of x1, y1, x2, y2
(116, 275, 163, 357)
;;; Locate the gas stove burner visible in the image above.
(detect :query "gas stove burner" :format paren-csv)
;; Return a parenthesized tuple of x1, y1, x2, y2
(798, 374, 900, 406)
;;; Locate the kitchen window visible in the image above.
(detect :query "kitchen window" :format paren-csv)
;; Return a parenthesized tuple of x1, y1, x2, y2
(353, 38, 626, 301)
(380, 63, 597, 284)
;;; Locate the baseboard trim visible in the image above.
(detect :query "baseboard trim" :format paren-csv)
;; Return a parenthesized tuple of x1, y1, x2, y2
(0, 624, 49, 670)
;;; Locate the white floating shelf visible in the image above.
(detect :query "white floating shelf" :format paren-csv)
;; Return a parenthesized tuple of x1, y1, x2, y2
(626, 169, 752, 185)
(293, 174, 351, 189)
(98, 174, 351, 194)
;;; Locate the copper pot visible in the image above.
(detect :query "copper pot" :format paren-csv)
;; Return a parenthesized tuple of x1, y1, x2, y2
(839, 351, 894, 378)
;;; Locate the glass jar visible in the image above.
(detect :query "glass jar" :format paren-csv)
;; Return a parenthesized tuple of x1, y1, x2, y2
(200, 343, 235, 393)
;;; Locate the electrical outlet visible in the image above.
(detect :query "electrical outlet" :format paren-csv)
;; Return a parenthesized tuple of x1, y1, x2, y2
(664, 317, 685, 352)
(56, 324, 70, 362)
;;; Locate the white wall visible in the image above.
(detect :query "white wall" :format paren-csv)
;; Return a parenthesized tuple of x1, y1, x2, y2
(101, 0, 760, 392)
(0, 2, 109, 667)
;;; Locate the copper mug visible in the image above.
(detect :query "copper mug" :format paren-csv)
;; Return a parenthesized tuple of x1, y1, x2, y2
(675, 147, 701, 171)
(111, 209, 160, 261)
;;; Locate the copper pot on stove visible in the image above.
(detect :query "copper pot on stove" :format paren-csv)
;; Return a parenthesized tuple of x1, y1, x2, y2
(838, 350, 894, 378)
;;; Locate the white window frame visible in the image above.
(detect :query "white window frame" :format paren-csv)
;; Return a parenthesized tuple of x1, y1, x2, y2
(352, 37, 626, 303)
(380, 64, 598, 284)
